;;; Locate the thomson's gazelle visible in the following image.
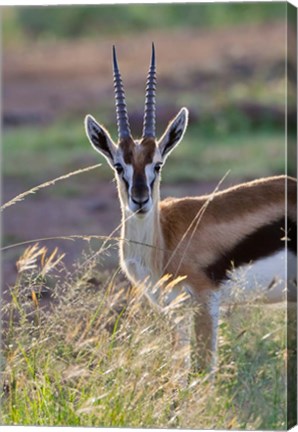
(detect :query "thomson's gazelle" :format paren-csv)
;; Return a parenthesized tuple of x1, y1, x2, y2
(85, 44, 297, 371)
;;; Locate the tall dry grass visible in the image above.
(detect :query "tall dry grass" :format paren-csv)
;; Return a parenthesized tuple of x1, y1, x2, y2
(1, 166, 288, 428)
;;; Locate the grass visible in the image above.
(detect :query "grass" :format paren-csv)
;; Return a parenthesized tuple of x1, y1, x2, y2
(3, 4, 286, 44)
(1, 155, 291, 428)
(1, 163, 101, 212)
(1, 242, 287, 428)
(3, 117, 287, 183)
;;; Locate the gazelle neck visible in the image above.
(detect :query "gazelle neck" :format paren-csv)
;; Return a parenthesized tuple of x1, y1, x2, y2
(119, 197, 164, 286)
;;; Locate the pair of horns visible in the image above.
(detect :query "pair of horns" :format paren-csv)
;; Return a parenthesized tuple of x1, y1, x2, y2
(113, 43, 156, 140)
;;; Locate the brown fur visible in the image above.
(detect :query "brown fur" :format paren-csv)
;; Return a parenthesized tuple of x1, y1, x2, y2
(119, 137, 156, 165)
(118, 137, 135, 163)
(159, 175, 297, 295)
(147, 175, 297, 365)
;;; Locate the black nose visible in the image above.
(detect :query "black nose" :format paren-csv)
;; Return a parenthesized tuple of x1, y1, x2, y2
(131, 197, 149, 207)
(131, 197, 149, 206)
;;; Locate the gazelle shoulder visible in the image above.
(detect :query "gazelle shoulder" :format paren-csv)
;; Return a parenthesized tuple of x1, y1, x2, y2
(159, 175, 296, 229)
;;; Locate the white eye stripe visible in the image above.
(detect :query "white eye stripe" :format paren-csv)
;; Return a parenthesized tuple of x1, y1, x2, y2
(123, 165, 134, 193)
(145, 164, 157, 187)
(124, 165, 133, 178)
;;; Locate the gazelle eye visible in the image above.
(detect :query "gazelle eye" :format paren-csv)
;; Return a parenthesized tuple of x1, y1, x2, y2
(114, 164, 123, 174)
(155, 163, 162, 173)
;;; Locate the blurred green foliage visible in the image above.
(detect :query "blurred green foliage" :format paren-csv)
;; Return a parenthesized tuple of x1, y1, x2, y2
(2, 2, 292, 182)
(3, 3, 285, 41)
(3, 119, 286, 182)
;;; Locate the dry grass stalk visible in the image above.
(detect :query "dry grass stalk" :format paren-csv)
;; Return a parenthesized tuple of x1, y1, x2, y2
(1, 163, 101, 212)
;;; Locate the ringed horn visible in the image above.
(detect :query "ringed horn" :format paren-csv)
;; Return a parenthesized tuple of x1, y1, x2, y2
(142, 43, 156, 138)
(112, 44, 156, 140)
(112, 45, 132, 139)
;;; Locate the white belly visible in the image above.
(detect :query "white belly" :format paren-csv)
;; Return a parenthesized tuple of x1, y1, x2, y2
(221, 250, 297, 304)
(122, 249, 296, 307)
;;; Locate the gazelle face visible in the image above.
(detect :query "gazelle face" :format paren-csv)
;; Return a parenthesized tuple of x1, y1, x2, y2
(84, 44, 188, 216)
(85, 108, 188, 216)
(114, 137, 162, 215)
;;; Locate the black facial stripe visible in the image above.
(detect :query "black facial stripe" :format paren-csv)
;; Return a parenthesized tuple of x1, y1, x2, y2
(122, 176, 129, 193)
(134, 172, 147, 189)
(150, 174, 156, 190)
(204, 217, 296, 284)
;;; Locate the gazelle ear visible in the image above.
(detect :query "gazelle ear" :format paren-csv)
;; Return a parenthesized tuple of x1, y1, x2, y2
(85, 114, 117, 166)
(158, 107, 188, 160)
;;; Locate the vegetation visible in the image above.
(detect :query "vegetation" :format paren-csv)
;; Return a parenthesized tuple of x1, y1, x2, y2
(1, 242, 287, 428)
(3, 115, 287, 182)
(3, 3, 293, 182)
(3, 3, 286, 42)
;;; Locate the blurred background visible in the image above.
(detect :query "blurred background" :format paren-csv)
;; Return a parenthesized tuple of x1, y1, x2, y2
(2, 3, 296, 288)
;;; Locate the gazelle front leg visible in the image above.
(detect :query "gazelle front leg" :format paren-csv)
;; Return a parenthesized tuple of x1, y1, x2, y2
(172, 311, 192, 373)
(192, 289, 221, 372)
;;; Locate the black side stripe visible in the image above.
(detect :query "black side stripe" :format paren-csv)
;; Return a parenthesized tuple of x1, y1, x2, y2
(204, 217, 297, 284)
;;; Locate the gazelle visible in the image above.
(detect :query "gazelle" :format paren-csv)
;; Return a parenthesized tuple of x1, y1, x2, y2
(85, 44, 297, 371)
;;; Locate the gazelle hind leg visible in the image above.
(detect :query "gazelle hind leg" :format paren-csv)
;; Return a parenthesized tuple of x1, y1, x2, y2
(192, 289, 221, 373)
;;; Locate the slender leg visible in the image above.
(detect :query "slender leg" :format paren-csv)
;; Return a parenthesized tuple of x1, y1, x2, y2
(173, 314, 191, 370)
(192, 289, 221, 372)
(168, 294, 192, 384)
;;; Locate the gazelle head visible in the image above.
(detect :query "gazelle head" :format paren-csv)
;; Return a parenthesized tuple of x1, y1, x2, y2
(85, 44, 188, 216)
